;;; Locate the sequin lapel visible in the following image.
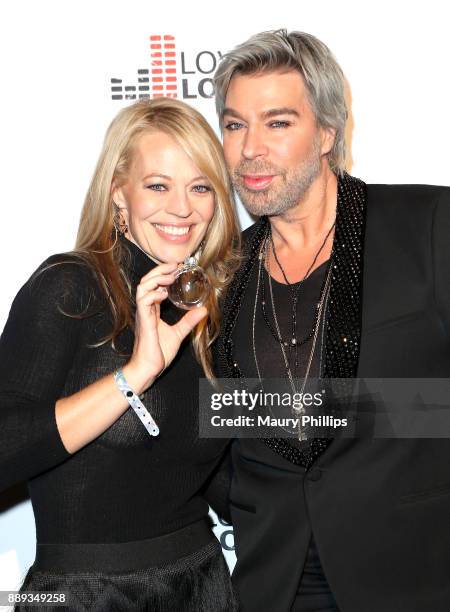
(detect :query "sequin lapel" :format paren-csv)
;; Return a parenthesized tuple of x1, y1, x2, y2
(216, 216, 268, 379)
(323, 173, 366, 378)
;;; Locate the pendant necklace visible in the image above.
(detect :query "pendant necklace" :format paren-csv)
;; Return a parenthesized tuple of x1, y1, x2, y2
(252, 225, 333, 441)
(263, 221, 335, 371)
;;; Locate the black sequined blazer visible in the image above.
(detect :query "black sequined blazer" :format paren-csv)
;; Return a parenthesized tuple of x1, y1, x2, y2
(215, 174, 450, 612)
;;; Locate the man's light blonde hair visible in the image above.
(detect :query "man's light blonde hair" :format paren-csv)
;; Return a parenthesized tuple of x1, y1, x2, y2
(214, 29, 348, 174)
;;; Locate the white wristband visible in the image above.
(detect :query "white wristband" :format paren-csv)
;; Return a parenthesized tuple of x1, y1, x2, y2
(113, 368, 159, 437)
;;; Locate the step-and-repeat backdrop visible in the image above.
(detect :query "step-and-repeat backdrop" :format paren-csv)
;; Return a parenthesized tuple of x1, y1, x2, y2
(1, 0, 449, 595)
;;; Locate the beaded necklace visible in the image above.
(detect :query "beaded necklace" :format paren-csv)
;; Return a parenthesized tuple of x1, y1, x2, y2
(261, 222, 335, 372)
(252, 228, 333, 440)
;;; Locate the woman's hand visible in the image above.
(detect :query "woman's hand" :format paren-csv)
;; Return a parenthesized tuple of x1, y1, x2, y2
(55, 261, 207, 454)
(126, 262, 208, 392)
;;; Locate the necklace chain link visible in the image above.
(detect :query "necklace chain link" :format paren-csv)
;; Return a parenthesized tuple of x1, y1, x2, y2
(252, 225, 333, 441)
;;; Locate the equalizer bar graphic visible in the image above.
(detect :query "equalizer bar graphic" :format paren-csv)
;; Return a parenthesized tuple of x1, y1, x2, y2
(150, 35, 178, 98)
(110, 35, 178, 100)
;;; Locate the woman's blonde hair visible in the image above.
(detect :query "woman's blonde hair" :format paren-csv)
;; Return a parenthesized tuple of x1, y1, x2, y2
(75, 97, 240, 380)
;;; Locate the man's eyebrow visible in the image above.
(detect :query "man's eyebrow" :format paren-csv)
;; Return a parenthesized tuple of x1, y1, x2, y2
(222, 107, 299, 119)
(262, 108, 299, 119)
(222, 107, 244, 119)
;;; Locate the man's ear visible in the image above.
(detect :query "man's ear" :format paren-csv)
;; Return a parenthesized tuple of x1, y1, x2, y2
(320, 126, 336, 157)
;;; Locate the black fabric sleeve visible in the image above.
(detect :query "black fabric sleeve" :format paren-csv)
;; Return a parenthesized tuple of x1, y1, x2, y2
(202, 446, 232, 524)
(0, 256, 95, 492)
(432, 188, 450, 342)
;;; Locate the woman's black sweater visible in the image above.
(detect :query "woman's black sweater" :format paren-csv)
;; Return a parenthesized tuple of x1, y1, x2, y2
(0, 238, 229, 543)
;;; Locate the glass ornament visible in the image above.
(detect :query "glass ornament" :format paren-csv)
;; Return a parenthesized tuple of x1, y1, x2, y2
(167, 257, 211, 310)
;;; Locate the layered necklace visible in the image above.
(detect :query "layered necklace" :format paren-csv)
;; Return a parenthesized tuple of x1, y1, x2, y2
(252, 222, 334, 441)
(261, 221, 335, 371)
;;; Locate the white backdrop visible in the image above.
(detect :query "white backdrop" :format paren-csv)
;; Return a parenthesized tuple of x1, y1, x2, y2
(0, 0, 449, 597)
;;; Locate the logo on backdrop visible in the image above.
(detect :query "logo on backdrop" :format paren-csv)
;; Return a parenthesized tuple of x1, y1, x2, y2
(110, 35, 223, 101)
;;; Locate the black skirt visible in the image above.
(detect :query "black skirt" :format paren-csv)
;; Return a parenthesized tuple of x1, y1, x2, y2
(17, 520, 238, 612)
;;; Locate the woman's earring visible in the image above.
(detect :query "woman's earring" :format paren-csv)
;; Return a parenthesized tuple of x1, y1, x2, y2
(113, 205, 128, 235)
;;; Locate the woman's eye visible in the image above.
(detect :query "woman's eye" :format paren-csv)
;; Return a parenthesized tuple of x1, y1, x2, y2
(192, 184, 212, 193)
(224, 121, 243, 131)
(146, 184, 166, 191)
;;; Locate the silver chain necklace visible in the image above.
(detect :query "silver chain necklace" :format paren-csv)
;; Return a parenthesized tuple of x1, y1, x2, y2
(252, 229, 333, 441)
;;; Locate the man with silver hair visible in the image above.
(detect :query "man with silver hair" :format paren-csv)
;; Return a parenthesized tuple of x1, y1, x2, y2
(213, 29, 450, 612)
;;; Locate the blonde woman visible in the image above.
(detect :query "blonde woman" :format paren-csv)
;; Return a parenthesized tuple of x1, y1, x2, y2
(0, 98, 239, 611)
